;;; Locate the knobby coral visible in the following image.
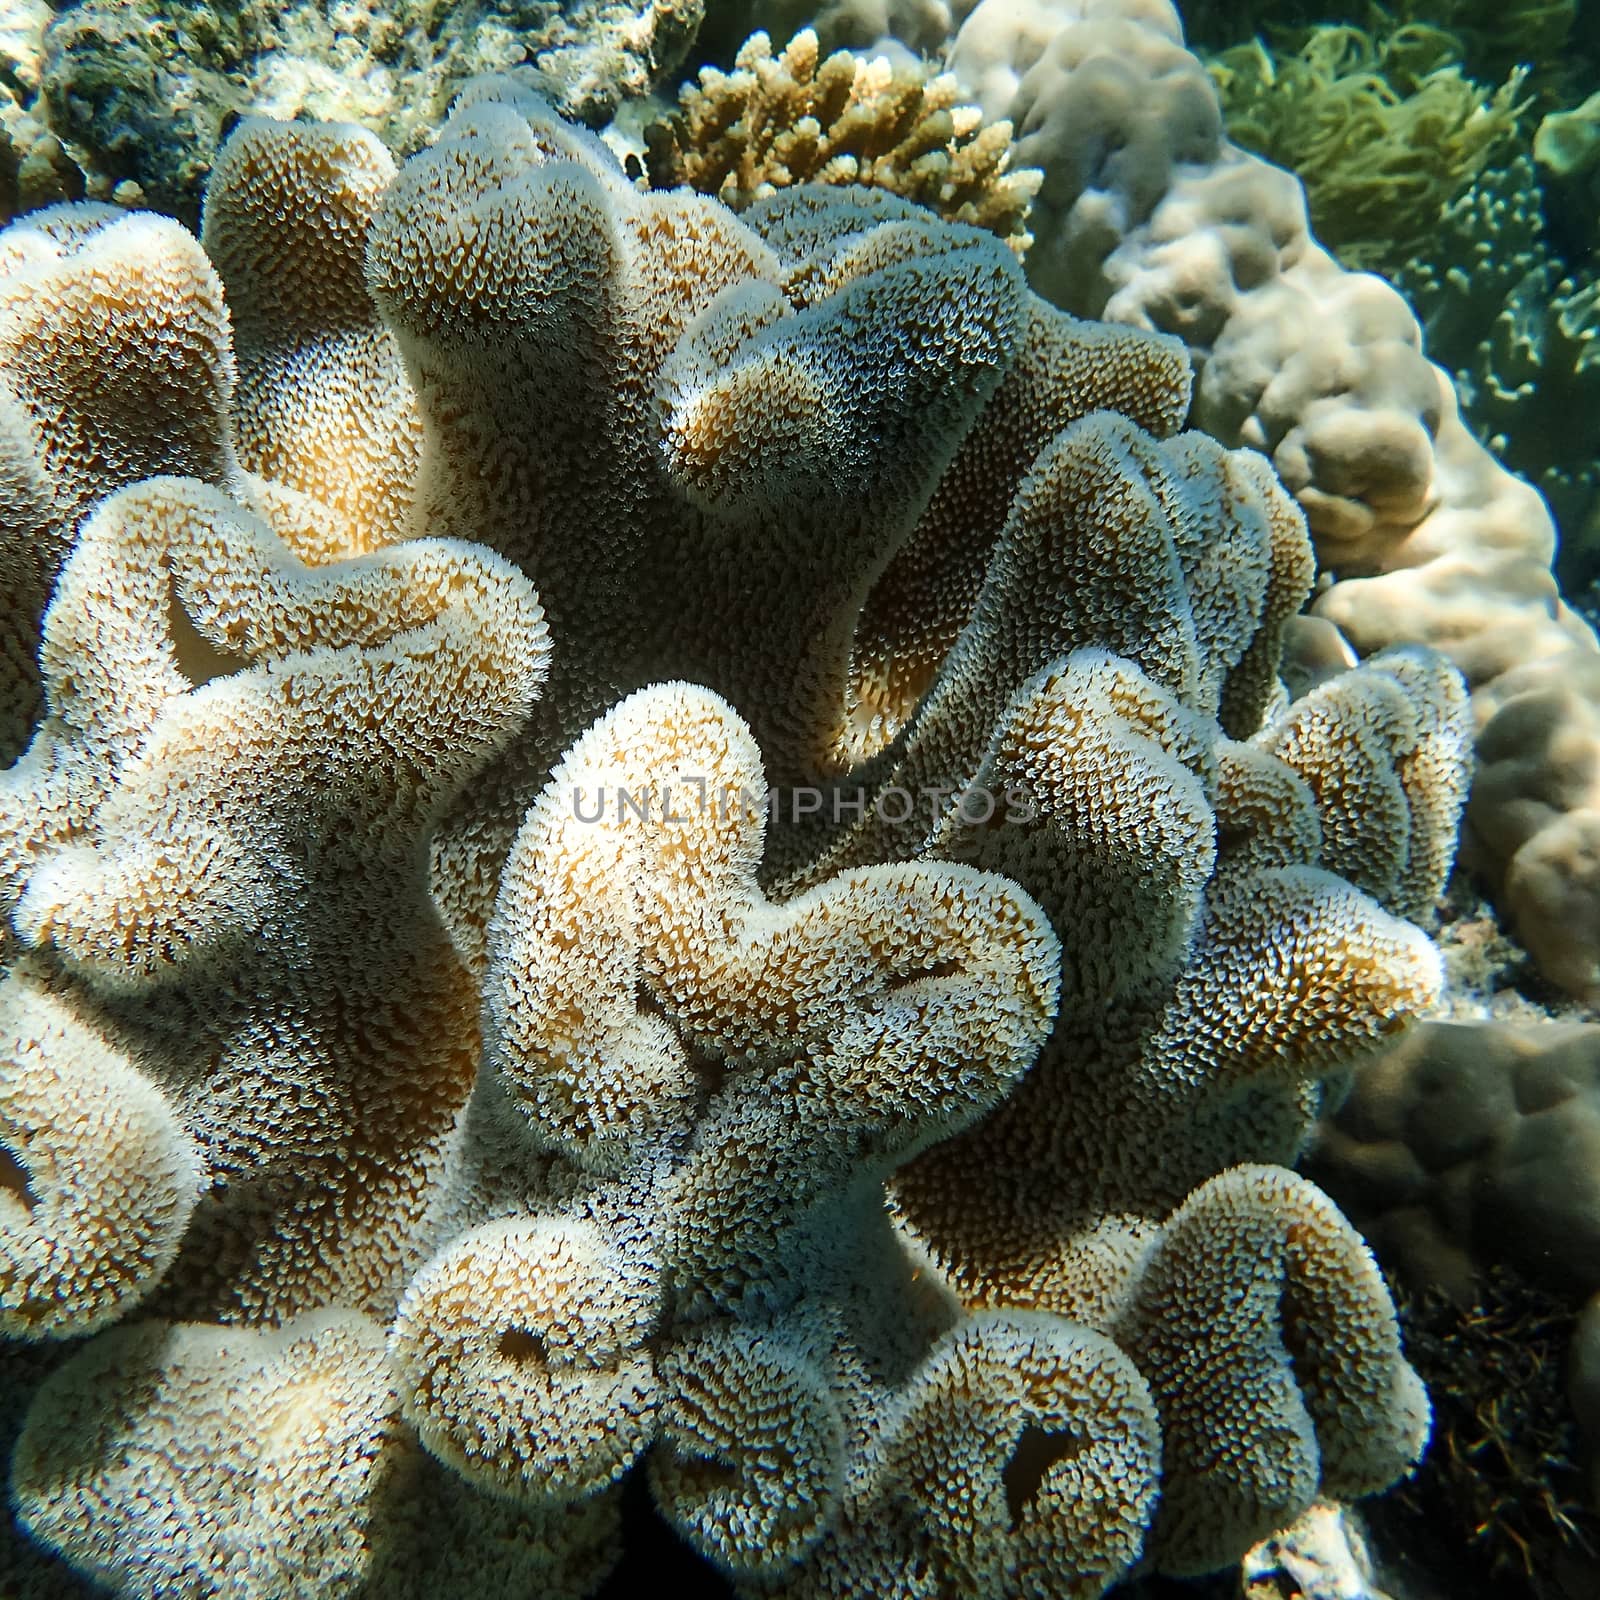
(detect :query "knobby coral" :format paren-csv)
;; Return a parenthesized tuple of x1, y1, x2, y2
(0, 71, 1466, 1598)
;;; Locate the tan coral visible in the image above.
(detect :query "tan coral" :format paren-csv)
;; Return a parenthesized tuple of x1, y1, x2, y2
(1259, 649, 1472, 921)
(13, 1311, 400, 1600)
(394, 680, 1061, 1500)
(1114, 1165, 1429, 1574)
(0, 967, 201, 1337)
(0, 204, 234, 763)
(353, 75, 1187, 959)
(649, 1322, 846, 1577)
(1, 473, 548, 1322)
(0, 70, 1468, 1600)
(751, 1308, 1161, 1600)
(201, 116, 420, 557)
(11, 1309, 622, 1600)
(870, 0, 1600, 992)
(645, 28, 1041, 249)
(391, 1214, 662, 1503)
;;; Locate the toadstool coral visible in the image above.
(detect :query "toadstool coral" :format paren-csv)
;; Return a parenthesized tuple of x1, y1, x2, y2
(774, 0, 1600, 994)
(1, 67, 1462, 1599)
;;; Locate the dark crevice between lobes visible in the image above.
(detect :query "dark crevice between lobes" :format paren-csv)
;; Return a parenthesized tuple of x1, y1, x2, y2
(497, 1326, 549, 1365)
(167, 571, 250, 687)
(1002, 1423, 1084, 1529)
(0, 1142, 38, 1212)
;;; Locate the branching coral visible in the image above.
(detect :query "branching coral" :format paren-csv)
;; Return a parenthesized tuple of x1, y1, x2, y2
(0, 68, 1464, 1599)
(644, 28, 1041, 248)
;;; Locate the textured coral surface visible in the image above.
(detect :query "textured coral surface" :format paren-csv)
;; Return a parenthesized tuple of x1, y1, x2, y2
(0, 67, 1467, 1600)
(650, 0, 1600, 997)
(644, 28, 1041, 247)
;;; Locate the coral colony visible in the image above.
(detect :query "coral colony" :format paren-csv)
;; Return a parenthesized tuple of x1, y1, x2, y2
(2, 1, 1600, 1597)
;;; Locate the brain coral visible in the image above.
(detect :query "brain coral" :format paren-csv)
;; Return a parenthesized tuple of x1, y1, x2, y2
(0, 69, 1466, 1598)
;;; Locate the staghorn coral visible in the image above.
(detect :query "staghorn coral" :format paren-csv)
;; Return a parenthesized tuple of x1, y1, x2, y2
(1, 72, 1464, 1597)
(644, 28, 1041, 248)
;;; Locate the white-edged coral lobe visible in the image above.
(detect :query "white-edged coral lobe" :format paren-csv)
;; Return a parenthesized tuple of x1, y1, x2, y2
(0, 65, 1463, 1600)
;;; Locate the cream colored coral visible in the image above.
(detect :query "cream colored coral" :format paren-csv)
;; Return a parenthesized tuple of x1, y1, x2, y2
(882, 0, 1600, 992)
(202, 116, 420, 557)
(843, 300, 1194, 758)
(2, 472, 547, 1321)
(398, 682, 1061, 1516)
(0, 204, 234, 763)
(358, 76, 1128, 961)
(0, 967, 201, 1337)
(843, 1310, 1162, 1599)
(645, 29, 1041, 248)
(1259, 648, 1472, 921)
(14, 1311, 398, 1600)
(11, 1308, 623, 1600)
(485, 682, 1059, 1186)
(649, 1322, 845, 1576)
(1115, 1166, 1428, 1574)
(0, 69, 1469, 1600)
(391, 1215, 661, 1502)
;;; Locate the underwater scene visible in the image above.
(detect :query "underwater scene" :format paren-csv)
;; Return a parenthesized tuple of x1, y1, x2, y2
(4, 1, 1600, 1597)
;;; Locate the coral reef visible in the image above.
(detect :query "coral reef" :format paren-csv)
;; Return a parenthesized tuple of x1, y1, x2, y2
(1393, 154, 1600, 597)
(0, 69, 1464, 1598)
(0, 1, 120, 220)
(1307, 1019, 1600, 1542)
(16, 0, 703, 224)
(644, 28, 1040, 247)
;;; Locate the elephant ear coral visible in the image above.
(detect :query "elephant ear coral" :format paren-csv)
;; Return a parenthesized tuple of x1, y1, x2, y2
(2, 66, 1460, 1600)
